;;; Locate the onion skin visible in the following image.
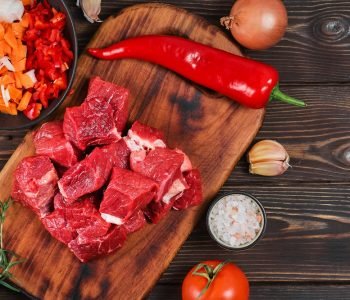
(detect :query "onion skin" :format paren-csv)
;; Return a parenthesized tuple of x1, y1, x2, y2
(228, 0, 288, 50)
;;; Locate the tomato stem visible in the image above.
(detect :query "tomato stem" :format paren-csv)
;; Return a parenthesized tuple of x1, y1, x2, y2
(192, 261, 231, 299)
(203, 264, 213, 278)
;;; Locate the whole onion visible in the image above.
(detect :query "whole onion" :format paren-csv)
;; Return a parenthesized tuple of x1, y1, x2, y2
(221, 0, 288, 50)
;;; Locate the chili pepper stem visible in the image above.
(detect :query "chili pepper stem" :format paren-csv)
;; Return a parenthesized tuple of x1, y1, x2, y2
(271, 86, 306, 107)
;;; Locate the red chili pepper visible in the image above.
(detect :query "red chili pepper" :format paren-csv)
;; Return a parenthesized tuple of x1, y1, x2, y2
(88, 35, 305, 109)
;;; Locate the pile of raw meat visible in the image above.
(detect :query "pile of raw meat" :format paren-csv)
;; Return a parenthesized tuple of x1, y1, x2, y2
(11, 77, 203, 262)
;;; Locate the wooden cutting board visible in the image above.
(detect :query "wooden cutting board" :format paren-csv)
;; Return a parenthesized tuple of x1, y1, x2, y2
(0, 3, 264, 299)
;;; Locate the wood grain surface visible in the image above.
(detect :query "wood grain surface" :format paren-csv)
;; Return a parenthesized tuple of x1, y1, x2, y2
(149, 284, 350, 300)
(1, 0, 350, 299)
(71, 0, 350, 83)
(231, 85, 350, 183)
(0, 4, 264, 299)
(161, 183, 350, 282)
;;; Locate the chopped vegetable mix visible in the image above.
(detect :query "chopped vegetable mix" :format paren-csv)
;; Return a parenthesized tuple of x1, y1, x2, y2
(0, 0, 73, 120)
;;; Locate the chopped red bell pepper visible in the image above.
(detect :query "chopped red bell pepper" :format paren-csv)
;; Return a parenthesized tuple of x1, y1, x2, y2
(23, 103, 42, 120)
(22, 0, 73, 119)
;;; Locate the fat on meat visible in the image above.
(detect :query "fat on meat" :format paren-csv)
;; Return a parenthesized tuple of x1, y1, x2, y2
(131, 148, 187, 202)
(124, 121, 166, 152)
(100, 167, 158, 225)
(11, 155, 58, 218)
(173, 169, 203, 210)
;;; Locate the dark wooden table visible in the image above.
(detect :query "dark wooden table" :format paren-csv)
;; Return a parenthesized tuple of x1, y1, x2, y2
(1, 0, 350, 299)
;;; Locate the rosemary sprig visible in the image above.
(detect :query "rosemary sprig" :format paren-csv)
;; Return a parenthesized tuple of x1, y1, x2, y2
(0, 199, 25, 292)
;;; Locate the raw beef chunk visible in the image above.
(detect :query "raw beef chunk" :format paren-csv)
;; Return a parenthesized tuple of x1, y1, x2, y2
(33, 121, 80, 168)
(101, 139, 130, 169)
(124, 121, 166, 151)
(63, 97, 121, 151)
(12, 156, 58, 218)
(131, 148, 187, 202)
(161, 174, 189, 204)
(68, 225, 127, 262)
(87, 76, 129, 132)
(43, 194, 110, 244)
(144, 195, 180, 224)
(173, 169, 203, 210)
(58, 147, 113, 203)
(42, 211, 76, 244)
(123, 210, 147, 234)
(42, 195, 125, 262)
(54, 192, 101, 210)
(100, 168, 158, 225)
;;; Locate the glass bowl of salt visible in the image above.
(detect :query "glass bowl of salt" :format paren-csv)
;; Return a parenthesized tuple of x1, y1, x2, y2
(206, 192, 267, 250)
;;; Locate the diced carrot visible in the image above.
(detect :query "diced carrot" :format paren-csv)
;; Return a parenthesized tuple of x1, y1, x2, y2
(0, 96, 6, 107)
(22, 0, 32, 6)
(8, 102, 18, 115)
(4, 27, 17, 50)
(1, 74, 15, 85)
(12, 58, 26, 72)
(19, 73, 34, 89)
(17, 43, 26, 59)
(12, 23, 25, 40)
(14, 72, 22, 89)
(11, 42, 26, 62)
(8, 85, 22, 102)
(17, 91, 32, 111)
(0, 40, 11, 57)
(1, 23, 8, 31)
(0, 102, 17, 115)
(0, 13, 34, 117)
(0, 104, 8, 113)
(0, 67, 7, 75)
(0, 24, 4, 40)
(20, 13, 30, 28)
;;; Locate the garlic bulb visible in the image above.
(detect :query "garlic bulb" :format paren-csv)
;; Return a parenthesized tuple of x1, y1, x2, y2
(248, 140, 290, 176)
(77, 0, 102, 23)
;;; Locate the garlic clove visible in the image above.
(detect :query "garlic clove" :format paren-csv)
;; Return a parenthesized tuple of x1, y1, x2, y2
(80, 0, 102, 23)
(249, 160, 290, 176)
(247, 140, 290, 176)
(248, 140, 288, 164)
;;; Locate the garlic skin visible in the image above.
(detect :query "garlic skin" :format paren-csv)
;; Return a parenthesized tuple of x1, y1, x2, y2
(77, 0, 102, 23)
(248, 140, 290, 176)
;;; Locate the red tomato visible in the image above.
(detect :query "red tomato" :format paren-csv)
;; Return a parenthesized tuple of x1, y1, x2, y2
(182, 260, 249, 300)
